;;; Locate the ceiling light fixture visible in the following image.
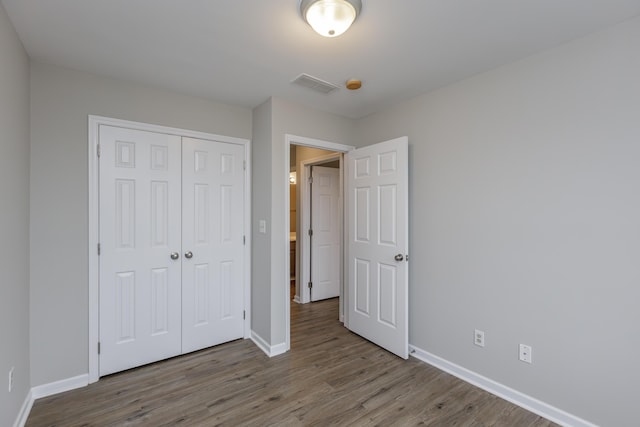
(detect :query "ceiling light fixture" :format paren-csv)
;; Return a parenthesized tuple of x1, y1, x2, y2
(300, 0, 362, 38)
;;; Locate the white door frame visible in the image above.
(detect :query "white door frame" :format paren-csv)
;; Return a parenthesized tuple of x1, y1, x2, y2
(88, 115, 252, 383)
(298, 152, 342, 305)
(283, 134, 354, 352)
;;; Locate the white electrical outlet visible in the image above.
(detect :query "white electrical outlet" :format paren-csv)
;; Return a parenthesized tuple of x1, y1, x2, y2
(8, 367, 14, 392)
(474, 329, 485, 347)
(519, 344, 532, 364)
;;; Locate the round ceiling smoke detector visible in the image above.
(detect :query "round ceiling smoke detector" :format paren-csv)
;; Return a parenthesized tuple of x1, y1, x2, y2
(346, 79, 362, 90)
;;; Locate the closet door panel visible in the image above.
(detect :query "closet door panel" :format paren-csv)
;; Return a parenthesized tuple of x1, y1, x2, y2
(99, 125, 182, 376)
(181, 137, 245, 353)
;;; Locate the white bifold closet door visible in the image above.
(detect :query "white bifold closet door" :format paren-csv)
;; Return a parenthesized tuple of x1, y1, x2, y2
(99, 125, 245, 376)
(181, 137, 245, 353)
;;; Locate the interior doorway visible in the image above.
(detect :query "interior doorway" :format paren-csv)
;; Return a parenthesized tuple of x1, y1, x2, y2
(295, 150, 342, 304)
(284, 135, 409, 359)
(283, 135, 355, 351)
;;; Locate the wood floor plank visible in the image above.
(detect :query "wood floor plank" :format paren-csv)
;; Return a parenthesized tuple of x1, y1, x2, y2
(26, 298, 558, 426)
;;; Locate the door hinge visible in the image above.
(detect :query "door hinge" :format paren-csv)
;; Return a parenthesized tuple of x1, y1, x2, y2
(97, 342, 101, 354)
(97, 144, 101, 157)
(308, 229, 313, 236)
(309, 176, 313, 184)
(243, 310, 246, 320)
(406, 254, 409, 262)
(243, 160, 246, 171)
(243, 235, 246, 245)
(97, 243, 101, 255)
(308, 281, 313, 289)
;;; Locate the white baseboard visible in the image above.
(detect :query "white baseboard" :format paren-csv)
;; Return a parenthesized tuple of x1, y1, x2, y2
(409, 345, 596, 427)
(251, 330, 271, 356)
(13, 390, 33, 427)
(251, 330, 287, 357)
(270, 342, 287, 357)
(13, 374, 88, 427)
(16, 346, 591, 426)
(293, 295, 301, 304)
(31, 374, 89, 400)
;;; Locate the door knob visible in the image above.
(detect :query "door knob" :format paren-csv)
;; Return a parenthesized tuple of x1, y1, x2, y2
(185, 251, 193, 259)
(394, 254, 404, 262)
(170, 252, 180, 260)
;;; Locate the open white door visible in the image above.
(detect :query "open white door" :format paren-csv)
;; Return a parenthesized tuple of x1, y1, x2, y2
(346, 137, 408, 359)
(310, 166, 340, 301)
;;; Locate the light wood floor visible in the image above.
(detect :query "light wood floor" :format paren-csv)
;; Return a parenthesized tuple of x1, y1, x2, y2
(27, 299, 557, 426)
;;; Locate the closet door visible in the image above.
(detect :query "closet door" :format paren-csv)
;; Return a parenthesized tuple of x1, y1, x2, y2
(99, 126, 182, 376)
(181, 137, 245, 353)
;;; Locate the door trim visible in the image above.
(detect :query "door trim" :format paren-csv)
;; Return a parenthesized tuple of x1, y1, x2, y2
(88, 115, 251, 383)
(283, 134, 354, 352)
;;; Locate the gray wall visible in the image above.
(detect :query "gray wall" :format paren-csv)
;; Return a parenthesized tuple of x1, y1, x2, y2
(250, 99, 273, 342)
(0, 3, 30, 426)
(248, 97, 357, 347)
(270, 97, 357, 345)
(356, 17, 640, 427)
(29, 62, 252, 387)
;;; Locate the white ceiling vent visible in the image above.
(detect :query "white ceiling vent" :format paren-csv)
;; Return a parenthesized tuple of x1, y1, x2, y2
(291, 73, 340, 94)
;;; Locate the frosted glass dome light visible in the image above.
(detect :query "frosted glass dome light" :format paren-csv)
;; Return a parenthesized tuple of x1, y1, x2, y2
(300, 0, 362, 38)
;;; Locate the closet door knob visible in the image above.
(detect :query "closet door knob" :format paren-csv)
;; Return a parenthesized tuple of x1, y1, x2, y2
(185, 251, 193, 259)
(170, 252, 180, 260)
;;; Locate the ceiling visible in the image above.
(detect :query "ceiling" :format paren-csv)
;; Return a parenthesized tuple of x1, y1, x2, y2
(3, 1, 640, 119)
